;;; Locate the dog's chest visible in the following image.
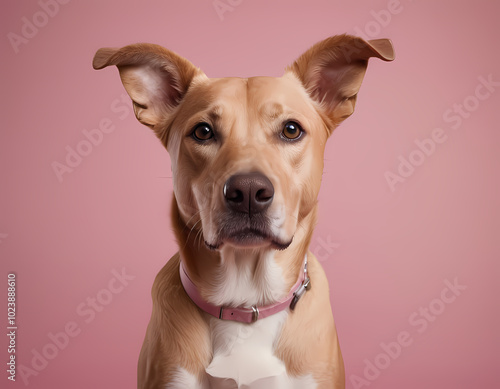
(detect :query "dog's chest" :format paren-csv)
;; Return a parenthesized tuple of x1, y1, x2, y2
(169, 254, 318, 388)
(206, 312, 286, 386)
(200, 313, 316, 388)
(167, 312, 317, 388)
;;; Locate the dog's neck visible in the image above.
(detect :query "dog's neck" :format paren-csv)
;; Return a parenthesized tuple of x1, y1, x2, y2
(171, 197, 316, 308)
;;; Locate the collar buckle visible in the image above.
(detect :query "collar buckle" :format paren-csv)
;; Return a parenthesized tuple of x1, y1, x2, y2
(290, 255, 311, 311)
(251, 305, 259, 322)
(290, 276, 311, 311)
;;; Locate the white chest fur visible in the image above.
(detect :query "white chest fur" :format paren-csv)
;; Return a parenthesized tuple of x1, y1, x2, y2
(204, 249, 287, 308)
(166, 313, 317, 388)
(206, 311, 286, 386)
(205, 312, 317, 388)
(170, 249, 318, 388)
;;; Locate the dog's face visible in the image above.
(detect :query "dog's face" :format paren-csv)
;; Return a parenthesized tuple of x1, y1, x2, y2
(93, 36, 394, 252)
(168, 74, 326, 251)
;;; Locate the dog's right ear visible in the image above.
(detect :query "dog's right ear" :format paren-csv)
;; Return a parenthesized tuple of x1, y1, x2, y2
(93, 44, 202, 134)
(286, 34, 394, 130)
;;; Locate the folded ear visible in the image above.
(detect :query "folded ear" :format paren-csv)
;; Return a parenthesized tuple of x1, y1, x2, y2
(286, 34, 394, 128)
(93, 43, 202, 135)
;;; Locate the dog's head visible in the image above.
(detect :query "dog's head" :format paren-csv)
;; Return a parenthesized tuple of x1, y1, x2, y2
(93, 35, 394, 253)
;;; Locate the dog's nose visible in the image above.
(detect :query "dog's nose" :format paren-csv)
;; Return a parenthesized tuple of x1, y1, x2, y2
(223, 172, 274, 216)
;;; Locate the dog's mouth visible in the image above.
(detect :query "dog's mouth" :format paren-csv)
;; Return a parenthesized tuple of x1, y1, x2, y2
(205, 226, 292, 251)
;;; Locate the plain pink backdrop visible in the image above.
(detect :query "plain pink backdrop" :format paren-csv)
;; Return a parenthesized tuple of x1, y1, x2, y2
(1, 0, 499, 388)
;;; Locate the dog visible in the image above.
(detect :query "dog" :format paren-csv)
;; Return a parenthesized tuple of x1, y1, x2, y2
(93, 34, 394, 389)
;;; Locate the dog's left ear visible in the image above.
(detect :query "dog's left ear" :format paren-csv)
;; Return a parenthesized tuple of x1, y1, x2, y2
(93, 44, 202, 136)
(287, 34, 394, 128)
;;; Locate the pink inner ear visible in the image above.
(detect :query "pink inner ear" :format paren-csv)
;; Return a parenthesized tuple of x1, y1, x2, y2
(123, 65, 181, 110)
(313, 66, 346, 110)
(287, 35, 394, 125)
(119, 64, 184, 128)
(313, 61, 366, 112)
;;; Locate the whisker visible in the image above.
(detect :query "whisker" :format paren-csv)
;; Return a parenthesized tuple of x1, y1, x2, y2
(182, 217, 203, 252)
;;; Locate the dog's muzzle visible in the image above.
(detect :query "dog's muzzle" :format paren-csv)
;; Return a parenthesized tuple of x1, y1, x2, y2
(205, 172, 292, 250)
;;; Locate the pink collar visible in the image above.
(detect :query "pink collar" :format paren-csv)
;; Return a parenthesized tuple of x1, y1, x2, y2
(179, 255, 310, 324)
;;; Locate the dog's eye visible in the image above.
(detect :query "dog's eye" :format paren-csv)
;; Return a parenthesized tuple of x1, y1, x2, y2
(192, 123, 214, 141)
(281, 121, 303, 140)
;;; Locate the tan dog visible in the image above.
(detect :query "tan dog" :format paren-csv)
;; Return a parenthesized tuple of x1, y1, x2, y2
(93, 34, 394, 389)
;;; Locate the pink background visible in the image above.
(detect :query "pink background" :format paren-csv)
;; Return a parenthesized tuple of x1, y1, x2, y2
(1, 0, 499, 388)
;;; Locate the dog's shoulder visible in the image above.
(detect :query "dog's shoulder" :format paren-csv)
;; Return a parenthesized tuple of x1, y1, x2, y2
(149, 252, 211, 344)
(150, 253, 182, 303)
(275, 252, 345, 386)
(138, 253, 211, 387)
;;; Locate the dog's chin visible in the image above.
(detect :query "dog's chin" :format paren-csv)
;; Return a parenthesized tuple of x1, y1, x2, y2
(205, 229, 292, 251)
